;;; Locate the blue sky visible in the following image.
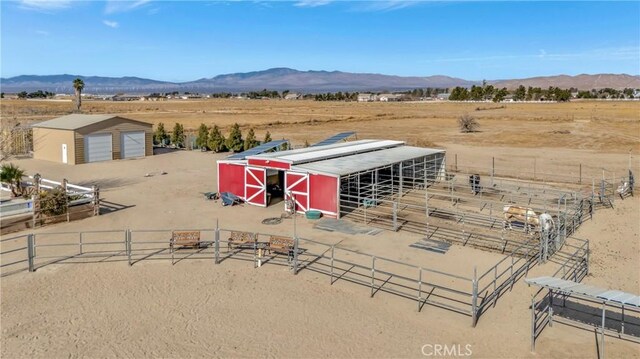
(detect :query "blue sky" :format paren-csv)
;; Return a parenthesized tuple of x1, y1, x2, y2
(1, 0, 639, 82)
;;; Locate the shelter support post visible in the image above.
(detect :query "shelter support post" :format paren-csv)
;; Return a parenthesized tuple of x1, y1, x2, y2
(601, 302, 606, 359)
(530, 295, 536, 352)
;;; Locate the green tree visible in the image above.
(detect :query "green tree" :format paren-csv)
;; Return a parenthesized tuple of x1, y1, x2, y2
(493, 88, 508, 102)
(17, 91, 28, 99)
(226, 123, 244, 152)
(483, 85, 495, 100)
(0, 163, 25, 197)
(263, 131, 272, 143)
(73, 78, 85, 112)
(1, 92, 4, 98)
(449, 87, 469, 101)
(196, 123, 210, 149)
(154, 122, 169, 145)
(243, 128, 259, 150)
(514, 85, 526, 101)
(469, 85, 484, 101)
(171, 123, 185, 148)
(208, 125, 227, 152)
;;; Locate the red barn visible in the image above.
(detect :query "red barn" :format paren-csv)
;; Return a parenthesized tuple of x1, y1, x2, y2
(217, 138, 446, 218)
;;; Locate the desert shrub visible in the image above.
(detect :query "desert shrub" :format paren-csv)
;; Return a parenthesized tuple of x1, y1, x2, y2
(458, 114, 479, 133)
(40, 187, 68, 216)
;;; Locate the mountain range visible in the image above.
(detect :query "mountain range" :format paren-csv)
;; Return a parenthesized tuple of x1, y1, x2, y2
(1, 68, 638, 94)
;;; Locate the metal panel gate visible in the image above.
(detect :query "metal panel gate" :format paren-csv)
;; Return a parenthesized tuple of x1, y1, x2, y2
(245, 166, 267, 207)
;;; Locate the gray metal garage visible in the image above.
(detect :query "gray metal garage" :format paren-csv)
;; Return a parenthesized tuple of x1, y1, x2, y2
(32, 114, 153, 165)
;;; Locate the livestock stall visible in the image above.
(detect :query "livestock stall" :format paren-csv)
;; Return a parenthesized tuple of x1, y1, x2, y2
(217, 138, 446, 218)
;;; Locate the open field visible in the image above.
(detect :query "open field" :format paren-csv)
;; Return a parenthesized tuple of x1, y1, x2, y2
(2, 99, 639, 153)
(1, 99, 639, 358)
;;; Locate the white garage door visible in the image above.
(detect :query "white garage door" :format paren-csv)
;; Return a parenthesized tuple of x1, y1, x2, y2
(121, 131, 145, 159)
(84, 133, 113, 163)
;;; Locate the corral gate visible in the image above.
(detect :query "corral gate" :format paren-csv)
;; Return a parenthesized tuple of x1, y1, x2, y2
(245, 167, 266, 207)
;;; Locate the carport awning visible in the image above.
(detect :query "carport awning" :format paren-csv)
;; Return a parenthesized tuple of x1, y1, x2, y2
(525, 276, 640, 307)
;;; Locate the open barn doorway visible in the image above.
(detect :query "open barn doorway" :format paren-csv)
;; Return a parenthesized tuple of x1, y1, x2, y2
(266, 169, 285, 206)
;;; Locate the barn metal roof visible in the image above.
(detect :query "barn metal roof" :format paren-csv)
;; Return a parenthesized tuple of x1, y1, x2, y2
(248, 139, 404, 165)
(32, 114, 151, 131)
(525, 276, 640, 307)
(292, 145, 444, 176)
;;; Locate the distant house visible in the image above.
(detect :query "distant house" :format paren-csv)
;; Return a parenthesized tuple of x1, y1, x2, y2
(284, 93, 301, 100)
(436, 93, 450, 101)
(633, 90, 640, 99)
(112, 94, 142, 101)
(378, 94, 401, 102)
(357, 93, 374, 102)
(180, 94, 202, 100)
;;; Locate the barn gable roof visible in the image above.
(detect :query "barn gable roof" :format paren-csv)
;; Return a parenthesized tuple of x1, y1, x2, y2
(32, 114, 151, 131)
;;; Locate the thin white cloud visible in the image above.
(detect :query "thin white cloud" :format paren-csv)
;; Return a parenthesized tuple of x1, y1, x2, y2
(352, 0, 420, 12)
(19, 0, 72, 11)
(104, 0, 151, 14)
(103, 20, 119, 28)
(294, 0, 332, 7)
(35, 30, 49, 36)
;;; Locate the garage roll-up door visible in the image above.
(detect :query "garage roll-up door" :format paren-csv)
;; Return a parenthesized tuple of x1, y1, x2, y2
(84, 133, 113, 163)
(121, 131, 145, 159)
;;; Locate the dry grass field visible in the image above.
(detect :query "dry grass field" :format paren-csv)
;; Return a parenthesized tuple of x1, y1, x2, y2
(2, 99, 639, 154)
(1, 98, 639, 358)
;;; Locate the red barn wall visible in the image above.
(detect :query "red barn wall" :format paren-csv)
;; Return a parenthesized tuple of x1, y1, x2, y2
(308, 173, 338, 217)
(218, 162, 245, 198)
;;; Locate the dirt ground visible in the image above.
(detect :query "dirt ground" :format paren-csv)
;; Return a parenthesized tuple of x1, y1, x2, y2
(1, 146, 639, 358)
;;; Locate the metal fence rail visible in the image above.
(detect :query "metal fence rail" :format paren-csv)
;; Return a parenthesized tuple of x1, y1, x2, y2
(1, 224, 591, 329)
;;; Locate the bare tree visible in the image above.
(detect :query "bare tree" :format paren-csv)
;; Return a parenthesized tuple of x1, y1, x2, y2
(458, 114, 479, 133)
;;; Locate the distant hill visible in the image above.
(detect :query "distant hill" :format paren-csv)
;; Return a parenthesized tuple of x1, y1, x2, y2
(0, 74, 179, 93)
(491, 74, 640, 90)
(1, 69, 638, 94)
(183, 68, 477, 92)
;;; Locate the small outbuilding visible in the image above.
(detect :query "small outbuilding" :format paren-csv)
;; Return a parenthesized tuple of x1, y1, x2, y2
(32, 114, 153, 165)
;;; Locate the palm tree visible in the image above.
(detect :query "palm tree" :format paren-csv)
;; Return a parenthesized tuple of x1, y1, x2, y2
(0, 163, 25, 197)
(73, 78, 85, 112)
